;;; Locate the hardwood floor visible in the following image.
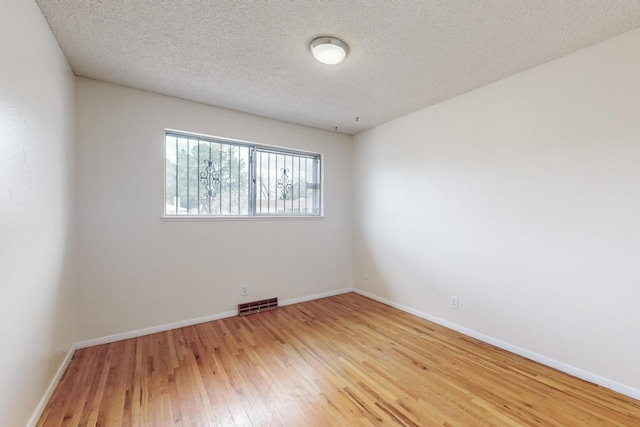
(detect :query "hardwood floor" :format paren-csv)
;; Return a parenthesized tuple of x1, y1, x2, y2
(38, 292, 640, 426)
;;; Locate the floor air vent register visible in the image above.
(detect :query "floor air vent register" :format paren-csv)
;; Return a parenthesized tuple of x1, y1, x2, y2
(238, 297, 278, 316)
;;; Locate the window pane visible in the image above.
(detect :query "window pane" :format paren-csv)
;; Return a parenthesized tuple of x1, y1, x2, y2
(165, 134, 250, 216)
(254, 149, 320, 215)
(165, 132, 320, 216)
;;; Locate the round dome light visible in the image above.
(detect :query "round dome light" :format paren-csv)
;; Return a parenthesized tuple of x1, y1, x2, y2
(310, 36, 348, 65)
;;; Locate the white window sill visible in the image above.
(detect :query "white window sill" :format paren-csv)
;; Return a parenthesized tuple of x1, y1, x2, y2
(161, 215, 325, 222)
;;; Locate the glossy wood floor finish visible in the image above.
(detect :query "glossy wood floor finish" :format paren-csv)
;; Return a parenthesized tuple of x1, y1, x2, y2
(38, 293, 640, 426)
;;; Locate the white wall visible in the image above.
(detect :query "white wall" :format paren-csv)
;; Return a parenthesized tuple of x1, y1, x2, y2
(353, 28, 640, 392)
(0, 1, 77, 425)
(75, 78, 353, 340)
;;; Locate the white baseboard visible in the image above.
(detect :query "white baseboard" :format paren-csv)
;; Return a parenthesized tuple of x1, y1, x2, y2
(76, 309, 238, 349)
(76, 287, 354, 349)
(26, 344, 77, 427)
(353, 288, 640, 401)
(280, 287, 353, 307)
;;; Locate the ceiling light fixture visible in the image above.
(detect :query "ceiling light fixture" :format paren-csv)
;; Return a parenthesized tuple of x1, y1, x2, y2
(310, 36, 348, 65)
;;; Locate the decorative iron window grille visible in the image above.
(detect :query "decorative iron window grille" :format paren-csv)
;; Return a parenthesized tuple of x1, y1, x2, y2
(165, 131, 321, 216)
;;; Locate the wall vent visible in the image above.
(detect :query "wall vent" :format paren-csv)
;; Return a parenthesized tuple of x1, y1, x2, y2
(238, 297, 278, 316)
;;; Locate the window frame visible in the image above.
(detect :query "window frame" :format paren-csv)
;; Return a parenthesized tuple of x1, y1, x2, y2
(162, 129, 324, 220)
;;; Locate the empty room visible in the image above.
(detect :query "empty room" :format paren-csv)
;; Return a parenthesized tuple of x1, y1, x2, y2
(3, 0, 640, 425)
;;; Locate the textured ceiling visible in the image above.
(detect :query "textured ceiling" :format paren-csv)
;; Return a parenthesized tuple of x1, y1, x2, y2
(37, 0, 640, 135)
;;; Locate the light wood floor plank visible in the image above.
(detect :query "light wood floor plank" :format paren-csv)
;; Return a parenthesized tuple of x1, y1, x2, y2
(37, 293, 640, 426)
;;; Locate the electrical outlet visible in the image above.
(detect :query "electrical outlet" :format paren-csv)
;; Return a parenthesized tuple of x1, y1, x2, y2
(241, 284, 249, 296)
(451, 296, 459, 310)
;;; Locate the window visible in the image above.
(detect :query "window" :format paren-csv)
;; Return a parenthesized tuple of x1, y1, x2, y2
(165, 131, 321, 217)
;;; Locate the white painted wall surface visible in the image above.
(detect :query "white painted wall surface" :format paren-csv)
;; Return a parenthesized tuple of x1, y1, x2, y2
(0, 1, 77, 425)
(75, 79, 353, 340)
(353, 28, 640, 391)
